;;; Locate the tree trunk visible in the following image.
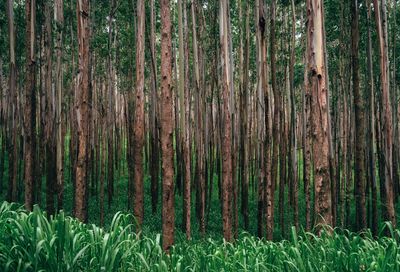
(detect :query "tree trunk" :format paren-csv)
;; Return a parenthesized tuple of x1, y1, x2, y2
(133, 0, 145, 229)
(178, 0, 191, 240)
(372, 0, 396, 227)
(306, 0, 332, 229)
(267, 0, 279, 240)
(24, 0, 37, 211)
(160, 0, 175, 252)
(6, 0, 19, 204)
(351, 0, 367, 230)
(220, 0, 233, 242)
(366, 0, 378, 235)
(149, 0, 159, 215)
(74, 0, 90, 222)
(43, 0, 56, 216)
(241, 1, 250, 231)
(256, 0, 266, 238)
(289, 0, 298, 230)
(55, 0, 64, 211)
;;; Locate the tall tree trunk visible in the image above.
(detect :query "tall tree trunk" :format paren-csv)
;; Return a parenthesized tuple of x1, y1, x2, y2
(306, 0, 332, 229)
(241, 1, 250, 231)
(160, 0, 175, 252)
(43, 0, 56, 216)
(267, 0, 279, 240)
(74, 0, 90, 222)
(133, 0, 145, 229)
(149, 0, 159, 215)
(256, 0, 266, 238)
(372, 0, 396, 227)
(7, 0, 19, 203)
(24, 0, 37, 211)
(178, 0, 191, 239)
(220, 0, 233, 242)
(351, 0, 367, 230)
(289, 0, 298, 230)
(55, 0, 64, 211)
(302, 9, 312, 231)
(106, 0, 116, 209)
(366, 0, 378, 235)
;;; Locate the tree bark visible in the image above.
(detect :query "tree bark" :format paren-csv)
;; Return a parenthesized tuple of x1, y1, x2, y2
(149, 0, 160, 215)
(220, 0, 233, 242)
(289, 0, 298, 230)
(6, 0, 19, 204)
(372, 0, 396, 227)
(351, 0, 367, 230)
(55, 0, 64, 211)
(366, 0, 378, 234)
(74, 0, 90, 222)
(306, 0, 333, 229)
(133, 0, 145, 229)
(267, 0, 279, 240)
(24, 0, 37, 211)
(160, 0, 175, 252)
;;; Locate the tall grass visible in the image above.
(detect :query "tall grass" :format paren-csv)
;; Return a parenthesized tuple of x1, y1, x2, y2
(0, 201, 399, 271)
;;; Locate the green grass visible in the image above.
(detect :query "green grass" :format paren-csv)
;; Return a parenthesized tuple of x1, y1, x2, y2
(1, 201, 400, 271)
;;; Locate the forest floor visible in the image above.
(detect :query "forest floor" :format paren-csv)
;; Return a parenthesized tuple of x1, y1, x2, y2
(0, 199, 400, 271)
(1, 159, 400, 271)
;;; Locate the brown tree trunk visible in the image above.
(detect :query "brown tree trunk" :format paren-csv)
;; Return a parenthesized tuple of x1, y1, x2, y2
(6, 0, 19, 204)
(133, 0, 145, 229)
(178, 0, 191, 239)
(302, 10, 312, 231)
(241, 1, 250, 231)
(306, 0, 332, 229)
(267, 0, 279, 240)
(289, 0, 298, 230)
(220, 0, 233, 242)
(43, 0, 55, 216)
(74, 0, 90, 222)
(149, 0, 159, 215)
(55, 0, 64, 211)
(372, 0, 396, 227)
(24, 0, 37, 211)
(160, 0, 175, 252)
(351, 0, 367, 231)
(366, 0, 378, 234)
(256, 0, 266, 238)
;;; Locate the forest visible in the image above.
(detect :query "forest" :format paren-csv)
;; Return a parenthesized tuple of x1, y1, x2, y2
(0, 0, 400, 271)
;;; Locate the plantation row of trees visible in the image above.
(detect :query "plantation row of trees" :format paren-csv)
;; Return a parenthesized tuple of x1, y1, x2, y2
(0, 0, 399, 251)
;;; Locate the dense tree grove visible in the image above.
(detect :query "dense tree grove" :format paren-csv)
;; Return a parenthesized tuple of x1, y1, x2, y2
(0, 0, 399, 248)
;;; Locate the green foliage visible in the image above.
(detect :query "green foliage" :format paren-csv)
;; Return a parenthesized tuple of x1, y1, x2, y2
(1, 202, 400, 272)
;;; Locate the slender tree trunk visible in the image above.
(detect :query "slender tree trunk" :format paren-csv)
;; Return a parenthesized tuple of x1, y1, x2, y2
(306, 0, 332, 229)
(351, 0, 367, 230)
(7, 0, 18, 204)
(372, 0, 396, 227)
(24, 0, 37, 211)
(74, 0, 90, 222)
(133, 0, 145, 229)
(220, 0, 233, 242)
(267, 0, 279, 240)
(43, 0, 56, 216)
(256, 0, 266, 238)
(366, 0, 378, 234)
(302, 30, 312, 232)
(178, 0, 191, 239)
(160, 0, 175, 252)
(149, 0, 159, 215)
(55, 0, 64, 211)
(289, 0, 298, 230)
(241, 1, 250, 231)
